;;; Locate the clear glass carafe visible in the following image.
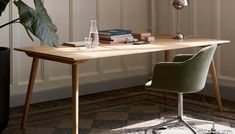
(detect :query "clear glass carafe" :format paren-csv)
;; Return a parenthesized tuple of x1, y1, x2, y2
(89, 20, 99, 48)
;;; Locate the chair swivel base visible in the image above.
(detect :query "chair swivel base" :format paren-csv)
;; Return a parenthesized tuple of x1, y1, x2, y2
(149, 116, 216, 134)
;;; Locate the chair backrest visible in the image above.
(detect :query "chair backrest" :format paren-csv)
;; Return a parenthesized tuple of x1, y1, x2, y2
(148, 44, 217, 93)
(183, 44, 217, 92)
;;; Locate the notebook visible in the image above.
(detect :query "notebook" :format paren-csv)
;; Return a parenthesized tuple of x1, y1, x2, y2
(63, 41, 85, 47)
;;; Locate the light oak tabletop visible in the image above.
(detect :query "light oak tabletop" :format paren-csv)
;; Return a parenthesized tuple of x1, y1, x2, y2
(15, 36, 230, 64)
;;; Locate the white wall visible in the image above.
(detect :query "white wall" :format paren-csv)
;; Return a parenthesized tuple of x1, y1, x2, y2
(0, 0, 151, 107)
(155, 0, 235, 101)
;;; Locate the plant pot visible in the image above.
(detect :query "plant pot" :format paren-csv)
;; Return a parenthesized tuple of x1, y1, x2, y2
(0, 47, 10, 132)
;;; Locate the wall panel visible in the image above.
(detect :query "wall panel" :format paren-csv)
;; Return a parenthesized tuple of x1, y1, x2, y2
(197, 0, 213, 38)
(156, 0, 171, 35)
(78, 0, 97, 40)
(122, 0, 148, 32)
(101, 57, 123, 73)
(98, 0, 123, 74)
(126, 54, 148, 69)
(45, 0, 71, 80)
(10, 1, 42, 97)
(12, 1, 42, 85)
(220, 0, 235, 81)
(8, 0, 235, 106)
(98, 0, 150, 78)
(80, 60, 99, 76)
(98, 0, 121, 29)
(155, 0, 235, 97)
(0, 5, 9, 48)
(9, 0, 151, 106)
(77, 0, 100, 78)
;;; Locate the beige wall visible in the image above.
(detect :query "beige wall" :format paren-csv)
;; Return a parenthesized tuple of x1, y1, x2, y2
(155, 0, 235, 99)
(0, 0, 151, 106)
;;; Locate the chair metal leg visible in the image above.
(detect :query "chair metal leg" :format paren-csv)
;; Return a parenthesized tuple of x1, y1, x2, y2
(178, 93, 198, 134)
(132, 93, 215, 134)
(179, 117, 197, 134)
(150, 118, 178, 130)
(184, 116, 214, 125)
(184, 116, 216, 133)
(150, 93, 199, 133)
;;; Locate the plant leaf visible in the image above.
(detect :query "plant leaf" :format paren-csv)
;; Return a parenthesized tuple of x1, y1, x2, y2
(0, 0, 10, 16)
(14, 0, 59, 47)
(23, 25, 34, 42)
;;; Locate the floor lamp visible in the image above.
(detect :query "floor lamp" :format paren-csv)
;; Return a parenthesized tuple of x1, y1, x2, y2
(172, 0, 188, 39)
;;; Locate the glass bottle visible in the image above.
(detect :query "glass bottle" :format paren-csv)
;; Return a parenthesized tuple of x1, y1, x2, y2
(88, 20, 99, 48)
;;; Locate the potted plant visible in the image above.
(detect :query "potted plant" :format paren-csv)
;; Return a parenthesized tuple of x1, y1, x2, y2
(0, 0, 59, 132)
(0, 47, 9, 133)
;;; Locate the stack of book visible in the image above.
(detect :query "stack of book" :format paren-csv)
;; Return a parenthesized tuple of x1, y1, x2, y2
(99, 29, 133, 44)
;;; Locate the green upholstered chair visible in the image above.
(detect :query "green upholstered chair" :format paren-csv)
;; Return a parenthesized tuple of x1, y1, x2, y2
(145, 44, 217, 134)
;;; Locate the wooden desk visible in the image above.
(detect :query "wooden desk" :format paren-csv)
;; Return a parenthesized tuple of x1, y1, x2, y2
(15, 36, 230, 134)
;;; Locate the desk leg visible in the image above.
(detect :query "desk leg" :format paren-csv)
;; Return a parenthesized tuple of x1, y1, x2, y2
(72, 64, 79, 134)
(210, 59, 223, 112)
(164, 50, 170, 62)
(21, 58, 39, 129)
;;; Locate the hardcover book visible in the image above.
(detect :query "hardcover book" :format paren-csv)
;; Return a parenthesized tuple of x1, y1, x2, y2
(132, 32, 152, 41)
(99, 34, 132, 40)
(99, 29, 132, 36)
(100, 36, 133, 44)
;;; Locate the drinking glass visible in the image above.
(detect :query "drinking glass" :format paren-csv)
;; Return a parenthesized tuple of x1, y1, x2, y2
(84, 37, 92, 49)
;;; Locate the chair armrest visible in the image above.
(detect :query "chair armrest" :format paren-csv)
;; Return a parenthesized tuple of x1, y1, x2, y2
(148, 62, 196, 93)
(173, 54, 194, 62)
(150, 62, 184, 91)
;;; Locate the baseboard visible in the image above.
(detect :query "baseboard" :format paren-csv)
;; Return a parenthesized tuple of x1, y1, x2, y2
(200, 82, 235, 102)
(11, 75, 235, 107)
(10, 74, 149, 107)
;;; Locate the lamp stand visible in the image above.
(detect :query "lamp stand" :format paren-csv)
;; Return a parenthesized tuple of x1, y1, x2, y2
(173, 9, 184, 40)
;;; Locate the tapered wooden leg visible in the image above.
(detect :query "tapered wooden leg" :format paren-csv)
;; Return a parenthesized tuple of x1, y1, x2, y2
(72, 64, 79, 134)
(164, 50, 170, 62)
(210, 59, 223, 112)
(21, 58, 39, 129)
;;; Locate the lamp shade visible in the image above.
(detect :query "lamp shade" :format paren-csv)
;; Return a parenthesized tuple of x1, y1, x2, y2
(173, 0, 188, 10)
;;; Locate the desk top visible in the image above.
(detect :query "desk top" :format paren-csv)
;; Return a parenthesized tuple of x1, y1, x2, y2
(15, 36, 230, 64)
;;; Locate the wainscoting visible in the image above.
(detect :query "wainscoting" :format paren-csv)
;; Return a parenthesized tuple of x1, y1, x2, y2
(0, 0, 152, 107)
(0, 0, 234, 107)
(156, 0, 235, 87)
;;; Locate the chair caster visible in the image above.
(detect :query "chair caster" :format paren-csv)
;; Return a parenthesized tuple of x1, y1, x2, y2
(151, 126, 167, 134)
(152, 130, 157, 134)
(210, 129, 216, 134)
(156, 126, 167, 130)
(210, 123, 216, 134)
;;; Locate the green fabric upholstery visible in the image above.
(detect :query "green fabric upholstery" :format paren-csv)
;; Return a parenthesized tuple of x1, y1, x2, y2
(173, 54, 194, 62)
(146, 45, 217, 93)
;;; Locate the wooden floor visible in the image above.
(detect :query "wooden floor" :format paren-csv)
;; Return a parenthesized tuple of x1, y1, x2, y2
(2, 86, 235, 134)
